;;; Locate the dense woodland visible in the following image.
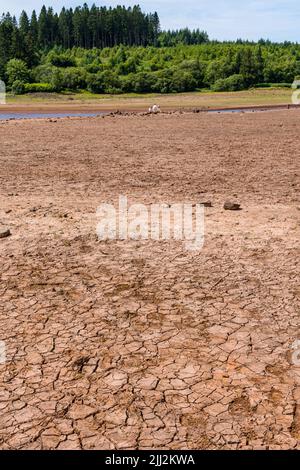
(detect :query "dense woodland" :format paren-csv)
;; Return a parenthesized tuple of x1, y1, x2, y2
(1, 4, 300, 95)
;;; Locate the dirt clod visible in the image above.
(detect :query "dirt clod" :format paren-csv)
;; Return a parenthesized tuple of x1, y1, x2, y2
(0, 228, 11, 238)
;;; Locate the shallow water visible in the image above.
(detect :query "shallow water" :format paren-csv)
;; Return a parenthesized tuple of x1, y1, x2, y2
(208, 108, 252, 113)
(0, 112, 104, 120)
(207, 106, 289, 114)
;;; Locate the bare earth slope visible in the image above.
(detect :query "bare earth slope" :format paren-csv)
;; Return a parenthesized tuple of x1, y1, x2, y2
(0, 110, 299, 449)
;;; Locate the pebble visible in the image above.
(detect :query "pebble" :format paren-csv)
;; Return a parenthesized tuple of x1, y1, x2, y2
(0, 228, 11, 238)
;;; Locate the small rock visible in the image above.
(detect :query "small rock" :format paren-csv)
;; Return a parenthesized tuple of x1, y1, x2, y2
(224, 201, 241, 211)
(5, 209, 12, 214)
(0, 228, 11, 239)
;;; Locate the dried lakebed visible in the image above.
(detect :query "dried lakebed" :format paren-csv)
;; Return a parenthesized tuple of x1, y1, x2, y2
(0, 110, 299, 450)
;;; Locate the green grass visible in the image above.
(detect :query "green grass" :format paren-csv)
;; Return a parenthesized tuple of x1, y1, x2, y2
(5, 87, 293, 110)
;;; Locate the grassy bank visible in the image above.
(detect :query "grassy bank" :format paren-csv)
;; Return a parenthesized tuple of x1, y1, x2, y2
(3, 88, 293, 112)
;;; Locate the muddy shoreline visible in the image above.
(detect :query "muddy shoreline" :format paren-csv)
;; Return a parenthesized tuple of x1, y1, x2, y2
(0, 102, 298, 115)
(0, 102, 299, 121)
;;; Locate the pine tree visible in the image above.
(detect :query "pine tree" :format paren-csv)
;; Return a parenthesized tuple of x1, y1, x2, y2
(0, 14, 15, 78)
(38, 5, 49, 48)
(255, 45, 264, 82)
(59, 8, 71, 49)
(88, 4, 99, 48)
(73, 7, 83, 47)
(30, 11, 39, 44)
(19, 11, 30, 36)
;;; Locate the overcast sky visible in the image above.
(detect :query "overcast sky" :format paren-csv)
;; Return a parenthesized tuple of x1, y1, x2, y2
(0, 0, 299, 42)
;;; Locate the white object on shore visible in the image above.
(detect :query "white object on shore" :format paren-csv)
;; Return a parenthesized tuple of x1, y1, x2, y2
(149, 104, 161, 114)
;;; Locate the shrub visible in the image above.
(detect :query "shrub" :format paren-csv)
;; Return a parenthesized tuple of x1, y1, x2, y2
(50, 69, 63, 92)
(263, 60, 299, 84)
(11, 80, 25, 95)
(61, 67, 86, 90)
(32, 64, 57, 83)
(100, 71, 121, 93)
(86, 63, 103, 74)
(172, 70, 198, 92)
(204, 59, 227, 85)
(212, 74, 245, 92)
(24, 83, 55, 93)
(151, 69, 176, 93)
(117, 57, 138, 75)
(130, 72, 155, 93)
(6, 59, 30, 86)
(87, 71, 121, 93)
(47, 51, 76, 67)
(105, 86, 123, 94)
(54, 68, 87, 90)
(86, 73, 104, 93)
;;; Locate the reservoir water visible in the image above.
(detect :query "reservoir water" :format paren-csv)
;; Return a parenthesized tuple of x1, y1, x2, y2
(0, 112, 104, 120)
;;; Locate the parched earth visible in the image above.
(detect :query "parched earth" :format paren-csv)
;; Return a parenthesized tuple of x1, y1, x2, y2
(0, 110, 299, 450)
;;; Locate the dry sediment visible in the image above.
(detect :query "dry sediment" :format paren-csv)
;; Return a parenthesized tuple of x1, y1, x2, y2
(0, 110, 299, 449)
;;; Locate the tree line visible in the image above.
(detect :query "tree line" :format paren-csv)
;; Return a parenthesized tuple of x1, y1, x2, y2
(0, 4, 209, 75)
(1, 4, 300, 95)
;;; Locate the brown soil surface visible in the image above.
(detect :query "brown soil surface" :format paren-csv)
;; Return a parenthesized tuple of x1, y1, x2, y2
(0, 110, 299, 450)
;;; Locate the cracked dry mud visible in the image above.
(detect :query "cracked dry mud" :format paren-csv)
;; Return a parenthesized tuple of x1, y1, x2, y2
(0, 110, 299, 450)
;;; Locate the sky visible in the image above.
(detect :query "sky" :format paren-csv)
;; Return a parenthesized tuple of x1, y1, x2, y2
(0, 0, 299, 42)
